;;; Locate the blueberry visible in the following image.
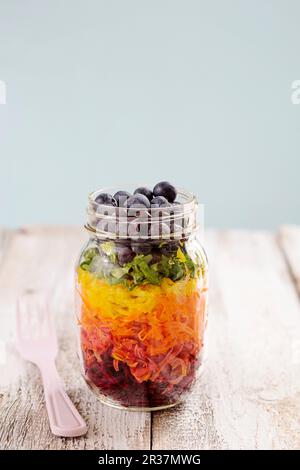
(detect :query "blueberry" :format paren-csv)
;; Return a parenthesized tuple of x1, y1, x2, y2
(129, 203, 148, 209)
(95, 219, 117, 234)
(151, 196, 168, 207)
(134, 187, 153, 202)
(160, 241, 179, 255)
(116, 238, 131, 247)
(153, 181, 177, 203)
(149, 249, 161, 264)
(95, 193, 117, 206)
(131, 241, 152, 255)
(172, 223, 185, 239)
(125, 194, 150, 208)
(116, 244, 134, 265)
(128, 218, 149, 238)
(150, 200, 172, 224)
(114, 190, 131, 207)
(150, 222, 170, 239)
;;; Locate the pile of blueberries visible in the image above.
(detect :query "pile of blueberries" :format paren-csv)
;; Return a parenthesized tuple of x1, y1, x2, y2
(90, 182, 186, 249)
(95, 181, 178, 209)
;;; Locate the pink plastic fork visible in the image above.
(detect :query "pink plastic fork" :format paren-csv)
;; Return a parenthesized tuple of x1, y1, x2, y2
(16, 291, 87, 437)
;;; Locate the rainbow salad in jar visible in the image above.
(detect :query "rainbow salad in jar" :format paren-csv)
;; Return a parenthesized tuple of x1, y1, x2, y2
(76, 182, 208, 410)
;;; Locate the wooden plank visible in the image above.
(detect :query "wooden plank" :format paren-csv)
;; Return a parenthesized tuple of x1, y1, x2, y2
(0, 226, 150, 450)
(278, 225, 300, 295)
(152, 230, 300, 450)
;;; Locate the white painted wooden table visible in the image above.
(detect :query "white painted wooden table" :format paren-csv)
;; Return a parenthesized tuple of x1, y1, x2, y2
(1, 225, 300, 450)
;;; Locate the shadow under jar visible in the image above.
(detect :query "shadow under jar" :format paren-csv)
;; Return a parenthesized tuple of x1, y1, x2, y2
(75, 186, 208, 411)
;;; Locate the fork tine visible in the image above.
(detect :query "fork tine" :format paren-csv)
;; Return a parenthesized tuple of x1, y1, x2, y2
(16, 295, 31, 337)
(45, 301, 57, 346)
(16, 294, 33, 349)
(39, 295, 51, 338)
(17, 291, 40, 339)
(42, 292, 56, 338)
(35, 294, 44, 335)
(36, 294, 49, 334)
(35, 291, 57, 340)
(31, 293, 45, 338)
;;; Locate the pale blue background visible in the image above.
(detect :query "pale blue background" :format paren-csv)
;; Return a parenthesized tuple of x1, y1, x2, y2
(0, 0, 299, 229)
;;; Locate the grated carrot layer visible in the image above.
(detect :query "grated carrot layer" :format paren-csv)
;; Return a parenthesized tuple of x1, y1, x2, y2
(77, 268, 207, 385)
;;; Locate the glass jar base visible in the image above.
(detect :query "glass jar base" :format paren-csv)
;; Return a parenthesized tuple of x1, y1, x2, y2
(84, 376, 183, 412)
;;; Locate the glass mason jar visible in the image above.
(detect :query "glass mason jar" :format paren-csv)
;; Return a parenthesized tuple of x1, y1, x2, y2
(75, 186, 208, 411)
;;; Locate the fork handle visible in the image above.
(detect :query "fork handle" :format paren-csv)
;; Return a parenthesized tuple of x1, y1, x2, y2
(39, 361, 87, 437)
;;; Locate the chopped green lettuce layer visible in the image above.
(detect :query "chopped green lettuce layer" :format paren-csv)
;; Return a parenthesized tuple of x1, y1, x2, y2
(79, 242, 204, 288)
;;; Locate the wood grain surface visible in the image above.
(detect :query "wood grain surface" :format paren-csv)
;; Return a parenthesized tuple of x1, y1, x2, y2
(0, 225, 300, 450)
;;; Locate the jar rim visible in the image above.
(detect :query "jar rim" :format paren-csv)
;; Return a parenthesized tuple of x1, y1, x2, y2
(85, 185, 199, 240)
